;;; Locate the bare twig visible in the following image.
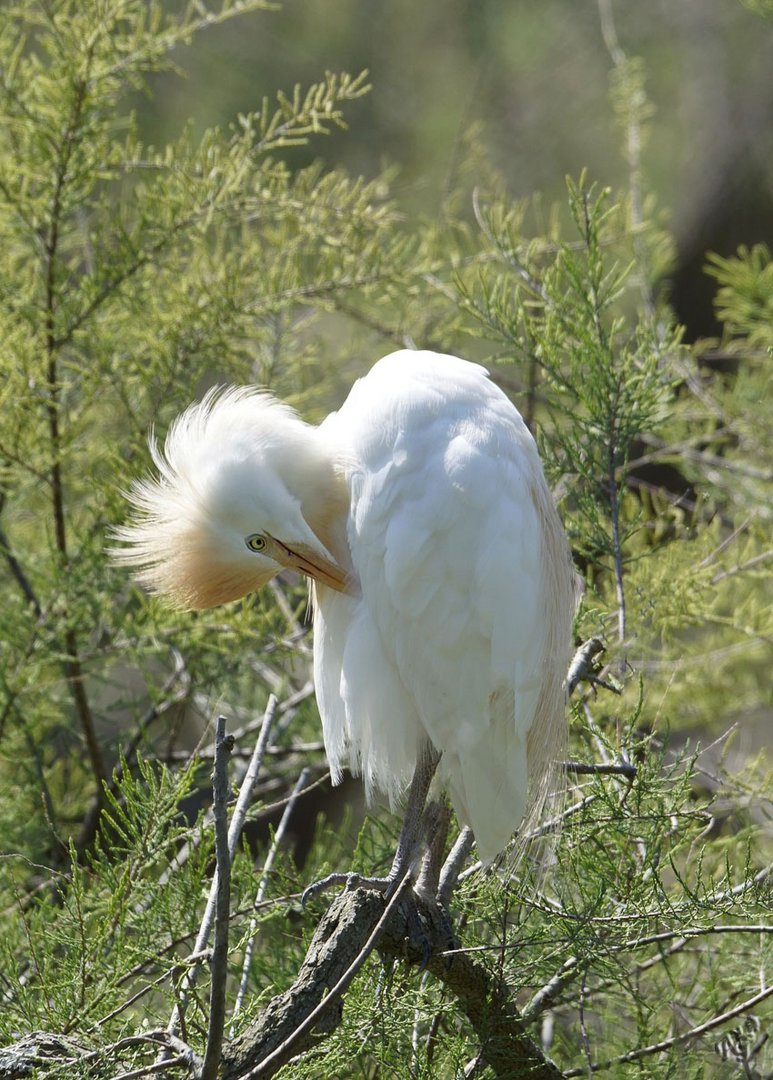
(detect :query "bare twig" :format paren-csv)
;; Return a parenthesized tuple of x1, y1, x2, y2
(564, 985, 773, 1076)
(581, 699, 613, 768)
(89, 1032, 197, 1068)
(161, 740, 325, 764)
(41, 62, 107, 800)
(168, 698, 278, 1038)
(523, 957, 581, 1023)
(578, 971, 593, 1076)
(563, 760, 637, 780)
(472, 187, 551, 303)
(597, 0, 656, 324)
(268, 579, 312, 655)
(499, 864, 772, 932)
(225, 697, 279, 856)
(625, 923, 773, 950)
(437, 826, 475, 907)
(95, 951, 211, 1027)
(566, 638, 607, 697)
(231, 766, 313, 1029)
(0, 521, 42, 616)
(711, 549, 773, 584)
(698, 514, 754, 567)
(111, 1053, 191, 1080)
(608, 459, 627, 647)
(523, 922, 772, 1023)
(153, 697, 283, 896)
(201, 718, 234, 1080)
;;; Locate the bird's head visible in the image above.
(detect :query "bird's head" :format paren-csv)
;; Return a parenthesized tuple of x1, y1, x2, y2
(112, 388, 351, 609)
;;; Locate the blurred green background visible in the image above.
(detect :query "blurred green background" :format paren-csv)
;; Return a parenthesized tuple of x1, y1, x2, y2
(141, 0, 773, 341)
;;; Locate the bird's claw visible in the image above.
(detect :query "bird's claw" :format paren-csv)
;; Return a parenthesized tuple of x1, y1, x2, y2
(301, 870, 399, 906)
(300, 872, 352, 905)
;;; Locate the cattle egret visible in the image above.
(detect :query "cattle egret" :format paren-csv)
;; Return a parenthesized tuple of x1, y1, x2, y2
(113, 350, 576, 890)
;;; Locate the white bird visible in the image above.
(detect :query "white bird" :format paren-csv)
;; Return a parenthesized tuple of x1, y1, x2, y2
(113, 350, 576, 886)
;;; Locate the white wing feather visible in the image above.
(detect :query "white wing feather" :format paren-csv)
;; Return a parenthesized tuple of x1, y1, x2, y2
(314, 350, 574, 861)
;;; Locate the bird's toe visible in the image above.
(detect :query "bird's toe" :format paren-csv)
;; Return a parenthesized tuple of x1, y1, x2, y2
(300, 872, 351, 906)
(301, 870, 396, 905)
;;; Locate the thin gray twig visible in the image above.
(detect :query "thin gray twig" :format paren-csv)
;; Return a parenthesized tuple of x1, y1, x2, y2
(437, 827, 475, 907)
(201, 718, 234, 1080)
(231, 766, 313, 1029)
(168, 698, 278, 1038)
(225, 696, 279, 856)
(564, 984, 773, 1076)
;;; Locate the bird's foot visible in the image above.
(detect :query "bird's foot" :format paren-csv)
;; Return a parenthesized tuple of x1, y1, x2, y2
(301, 869, 404, 906)
(385, 881, 458, 968)
(301, 870, 458, 970)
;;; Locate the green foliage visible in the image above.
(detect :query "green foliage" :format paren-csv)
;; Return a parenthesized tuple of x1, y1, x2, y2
(0, 0, 403, 863)
(706, 244, 773, 349)
(462, 176, 677, 594)
(741, 0, 773, 17)
(0, 2, 770, 1079)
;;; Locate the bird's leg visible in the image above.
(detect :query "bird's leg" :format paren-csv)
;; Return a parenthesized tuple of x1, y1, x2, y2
(383, 745, 441, 897)
(410, 799, 465, 960)
(413, 798, 451, 902)
(301, 746, 440, 905)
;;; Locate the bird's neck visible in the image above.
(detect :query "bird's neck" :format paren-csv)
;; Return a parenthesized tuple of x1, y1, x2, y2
(299, 462, 352, 581)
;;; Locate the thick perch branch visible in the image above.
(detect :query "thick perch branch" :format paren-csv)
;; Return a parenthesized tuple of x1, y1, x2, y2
(221, 887, 564, 1080)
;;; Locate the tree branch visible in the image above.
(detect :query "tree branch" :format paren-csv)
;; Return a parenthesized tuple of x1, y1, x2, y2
(566, 637, 608, 697)
(563, 759, 636, 780)
(168, 700, 278, 1038)
(41, 62, 106, 796)
(220, 887, 565, 1080)
(563, 984, 773, 1076)
(231, 766, 312, 1027)
(201, 718, 233, 1080)
(0, 521, 42, 617)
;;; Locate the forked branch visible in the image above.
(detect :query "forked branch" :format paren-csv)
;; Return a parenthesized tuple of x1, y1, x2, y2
(221, 886, 564, 1080)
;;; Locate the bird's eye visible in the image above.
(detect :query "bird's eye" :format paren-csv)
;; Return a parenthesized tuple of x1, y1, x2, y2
(245, 534, 267, 552)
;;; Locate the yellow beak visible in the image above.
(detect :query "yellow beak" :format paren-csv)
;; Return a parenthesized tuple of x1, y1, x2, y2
(273, 539, 351, 594)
